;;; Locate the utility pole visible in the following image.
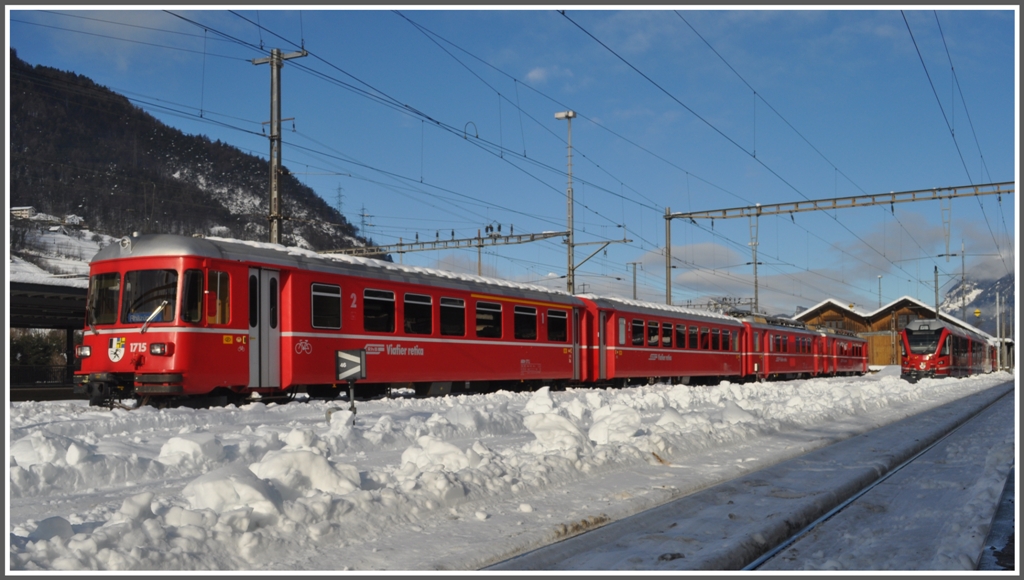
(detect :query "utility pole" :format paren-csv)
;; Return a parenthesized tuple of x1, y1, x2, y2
(253, 47, 307, 244)
(555, 110, 576, 294)
(335, 185, 344, 216)
(934, 266, 940, 319)
(751, 208, 760, 313)
(665, 207, 672, 305)
(996, 291, 1001, 370)
(960, 240, 966, 322)
(627, 261, 643, 300)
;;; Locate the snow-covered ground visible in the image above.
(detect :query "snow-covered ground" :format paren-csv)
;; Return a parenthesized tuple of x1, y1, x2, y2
(6, 368, 1016, 571)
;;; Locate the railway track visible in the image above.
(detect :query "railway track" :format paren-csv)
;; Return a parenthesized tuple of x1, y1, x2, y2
(487, 381, 1015, 571)
(750, 385, 1015, 570)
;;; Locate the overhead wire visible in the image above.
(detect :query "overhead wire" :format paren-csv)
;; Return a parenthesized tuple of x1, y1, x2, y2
(559, 11, 943, 294)
(931, 10, 1014, 274)
(674, 11, 942, 275)
(14, 11, 989, 305)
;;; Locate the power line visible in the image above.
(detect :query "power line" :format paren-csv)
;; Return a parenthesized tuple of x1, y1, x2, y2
(10, 17, 249, 62)
(929, 10, 1012, 276)
(560, 11, 940, 297)
(672, 11, 940, 274)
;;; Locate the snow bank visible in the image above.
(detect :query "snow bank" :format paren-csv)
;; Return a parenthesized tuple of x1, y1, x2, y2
(7, 369, 1014, 570)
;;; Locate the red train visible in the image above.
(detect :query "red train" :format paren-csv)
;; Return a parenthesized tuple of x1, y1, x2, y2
(899, 318, 995, 382)
(74, 234, 868, 406)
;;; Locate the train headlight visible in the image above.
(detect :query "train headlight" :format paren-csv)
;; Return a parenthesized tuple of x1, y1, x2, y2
(150, 343, 173, 356)
(75, 345, 91, 358)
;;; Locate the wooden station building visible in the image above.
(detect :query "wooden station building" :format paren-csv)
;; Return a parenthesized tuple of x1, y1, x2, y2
(793, 296, 1004, 368)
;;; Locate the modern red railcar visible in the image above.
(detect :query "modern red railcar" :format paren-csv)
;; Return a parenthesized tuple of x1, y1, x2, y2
(577, 296, 745, 386)
(74, 234, 585, 404)
(899, 319, 991, 382)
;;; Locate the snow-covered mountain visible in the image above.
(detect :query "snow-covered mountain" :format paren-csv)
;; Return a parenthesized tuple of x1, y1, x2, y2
(940, 274, 1015, 337)
(9, 50, 374, 254)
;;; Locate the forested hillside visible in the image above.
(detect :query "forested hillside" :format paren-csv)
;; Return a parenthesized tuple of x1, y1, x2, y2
(9, 49, 372, 252)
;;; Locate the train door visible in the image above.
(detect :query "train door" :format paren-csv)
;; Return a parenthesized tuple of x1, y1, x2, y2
(248, 268, 281, 388)
(598, 311, 607, 380)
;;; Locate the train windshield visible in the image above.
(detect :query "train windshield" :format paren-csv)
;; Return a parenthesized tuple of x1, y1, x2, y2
(87, 273, 121, 325)
(121, 269, 178, 324)
(906, 328, 942, 355)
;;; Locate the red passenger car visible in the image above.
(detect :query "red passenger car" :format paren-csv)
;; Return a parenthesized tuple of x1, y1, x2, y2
(74, 234, 583, 404)
(738, 315, 823, 381)
(822, 328, 869, 376)
(577, 296, 744, 386)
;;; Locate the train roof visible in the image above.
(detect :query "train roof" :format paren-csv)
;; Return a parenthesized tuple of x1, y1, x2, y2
(577, 294, 744, 325)
(89, 234, 580, 305)
(903, 318, 990, 343)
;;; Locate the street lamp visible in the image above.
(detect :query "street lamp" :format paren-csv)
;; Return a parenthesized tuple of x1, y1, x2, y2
(555, 110, 576, 293)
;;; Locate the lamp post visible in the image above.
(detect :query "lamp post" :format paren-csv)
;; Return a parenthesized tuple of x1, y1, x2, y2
(555, 110, 576, 294)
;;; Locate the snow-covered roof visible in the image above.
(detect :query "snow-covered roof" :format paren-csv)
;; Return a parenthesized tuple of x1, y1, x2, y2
(578, 293, 742, 324)
(214, 236, 574, 299)
(795, 295, 996, 341)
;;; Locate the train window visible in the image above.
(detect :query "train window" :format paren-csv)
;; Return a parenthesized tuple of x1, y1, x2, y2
(364, 289, 395, 333)
(631, 320, 644, 346)
(208, 271, 230, 325)
(711, 328, 720, 350)
(700, 328, 710, 350)
(514, 306, 538, 340)
(269, 278, 278, 330)
(675, 324, 686, 349)
(87, 272, 120, 325)
(941, 336, 951, 357)
(768, 334, 774, 353)
(648, 321, 660, 346)
(440, 297, 465, 337)
(547, 310, 568, 342)
(722, 329, 731, 352)
(618, 318, 626, 345)
(689, 326, 699, 350)
(733, 331, 740, 352)
(181, 269, 204, 323)
(753, 331, 760, 352)
(404, 293, 432, 335)
(662, 323, 673, 347)
(249, 275, 258, 327)
(476, 301, 502, 338)
(122, 270, 178, 324)
(312, 284, 342, 329)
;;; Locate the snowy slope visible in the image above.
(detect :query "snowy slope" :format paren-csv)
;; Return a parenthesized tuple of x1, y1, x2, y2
(7, 368, 1015, 571)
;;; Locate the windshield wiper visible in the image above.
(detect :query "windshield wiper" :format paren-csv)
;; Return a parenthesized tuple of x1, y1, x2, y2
(140, 300, 169, 335)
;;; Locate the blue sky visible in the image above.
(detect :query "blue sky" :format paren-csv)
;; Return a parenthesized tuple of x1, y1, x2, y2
(6, 7, 1017, 317)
